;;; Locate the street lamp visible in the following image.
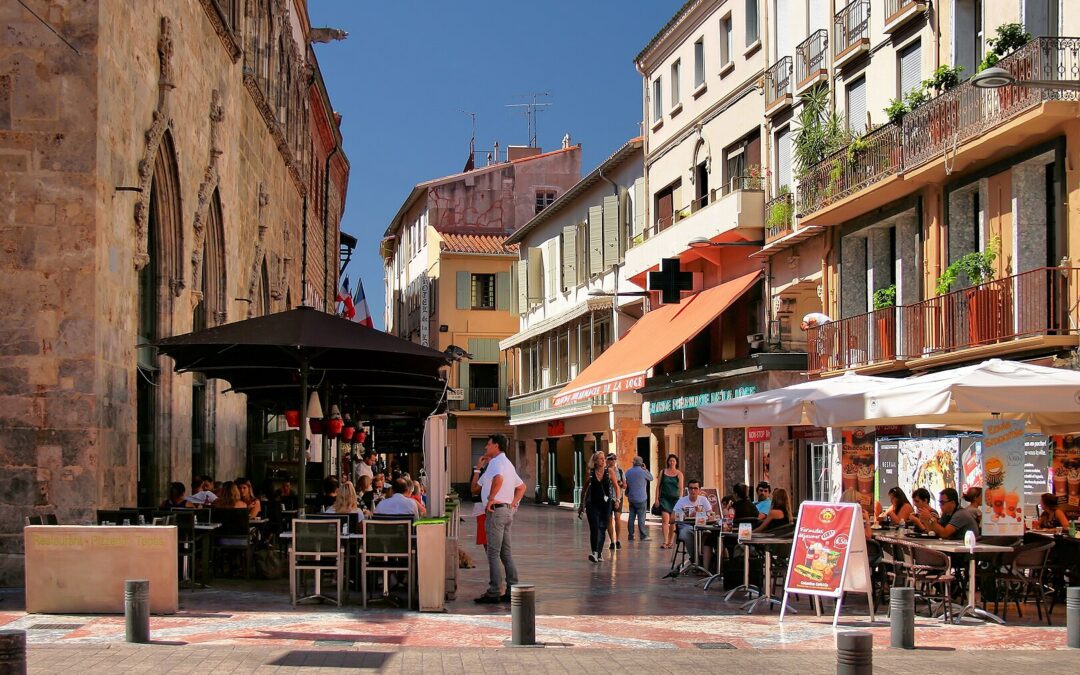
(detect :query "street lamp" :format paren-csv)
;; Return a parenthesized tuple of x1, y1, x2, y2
(687, 236, 765, 248)
(971, 66, 1080, 91)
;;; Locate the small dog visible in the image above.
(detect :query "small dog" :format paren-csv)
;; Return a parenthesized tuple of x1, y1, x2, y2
(458, 548, 475, 569)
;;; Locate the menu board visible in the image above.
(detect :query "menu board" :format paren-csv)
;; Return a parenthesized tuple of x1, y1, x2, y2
(841, 428, 876, 511)
(897, 438, 959, 512)
(876, 439, 900, 503)
(1023, 436, 1051, 509)
(981, 420, 1026, 536)
(784, 502, 858, 596)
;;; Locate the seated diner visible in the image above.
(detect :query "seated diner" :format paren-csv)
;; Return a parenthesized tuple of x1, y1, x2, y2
(160, 482, 187, 509)
(917, 488, 979, 540)
(1036, 492, 1069, 530)
(672, 479, 714, 570)
(907, 488, 939, 531)
(880, 487, 914, 525)
(757, 488, 791, 531)
(213, 481, 246, 509)
(374, 478, 420, 518)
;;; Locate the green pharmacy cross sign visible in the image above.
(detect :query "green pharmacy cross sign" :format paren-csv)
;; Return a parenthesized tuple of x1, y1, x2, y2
(648, 258, 694, 304)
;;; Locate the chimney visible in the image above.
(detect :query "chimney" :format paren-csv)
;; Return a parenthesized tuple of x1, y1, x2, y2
(561, 133, 571, 149)
(507, 145, 542, 162)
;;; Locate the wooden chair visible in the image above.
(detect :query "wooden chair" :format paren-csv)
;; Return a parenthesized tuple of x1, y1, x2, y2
(289, 519, 345, 605)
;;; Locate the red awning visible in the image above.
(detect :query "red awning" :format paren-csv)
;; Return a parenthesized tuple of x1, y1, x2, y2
(552, 270, 761, 407)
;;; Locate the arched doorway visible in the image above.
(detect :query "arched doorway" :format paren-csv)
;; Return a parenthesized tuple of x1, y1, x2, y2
(191, 189, 226, 481)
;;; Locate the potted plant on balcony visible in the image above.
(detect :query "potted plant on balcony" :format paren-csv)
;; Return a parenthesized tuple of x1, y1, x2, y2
(767, 185, 793, 237)
(979, 23, 1032, 111)
(872, 285, 897, 360)
(935, 236, 1004, 346)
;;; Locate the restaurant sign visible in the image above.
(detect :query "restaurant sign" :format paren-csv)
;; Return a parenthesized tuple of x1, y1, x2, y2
(647, 384, 757, 415)
(552, 373, 646, 407)
(747, 427, 771, 442)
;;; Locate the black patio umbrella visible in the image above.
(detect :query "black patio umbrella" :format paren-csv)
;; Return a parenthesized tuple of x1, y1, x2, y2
(156, 306, 451, 502)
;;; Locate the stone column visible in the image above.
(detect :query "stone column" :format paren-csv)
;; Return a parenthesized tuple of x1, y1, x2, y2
(533, 438, 544, 503)
(682, 420, 704, 483)
(572, 434, 586, 508)
(1013, 162, 1047, 273)
(722, 427, 746, 495)
(895, 214, 919, 305)
(546, 438, 559, 504)
(841, 234, 868, 317)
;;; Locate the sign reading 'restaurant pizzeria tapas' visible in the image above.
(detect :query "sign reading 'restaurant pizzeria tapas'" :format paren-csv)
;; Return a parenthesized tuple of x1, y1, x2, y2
(551, 373, 647, 407)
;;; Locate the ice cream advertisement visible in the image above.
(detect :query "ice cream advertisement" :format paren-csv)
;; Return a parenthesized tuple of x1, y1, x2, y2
(784, 502, 858, 596)
(981, 420, 1026, 536)
(1050, 435, 1080, 508)
(841, 428, 876, 511)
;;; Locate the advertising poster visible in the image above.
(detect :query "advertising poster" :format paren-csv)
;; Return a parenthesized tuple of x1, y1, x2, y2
(897, 438, 959, 512)
(1050, 435, 1080, 508)
(960, 437, 982, 492)
(784, 502, 858, 596)
(841, 428, 876, 510)
(1023, 436, 1051, 510)
(876, 439, 900, 504)
(981, 420, 1026, 536)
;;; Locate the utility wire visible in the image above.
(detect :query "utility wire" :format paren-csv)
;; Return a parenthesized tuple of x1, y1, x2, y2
(17, 0, 81, 54)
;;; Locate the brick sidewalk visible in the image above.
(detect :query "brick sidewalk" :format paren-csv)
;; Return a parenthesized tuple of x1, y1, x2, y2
(25, 644, 1079, 674)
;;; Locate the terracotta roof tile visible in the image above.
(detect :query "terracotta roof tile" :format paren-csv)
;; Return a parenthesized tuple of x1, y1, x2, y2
(440, 233, 518, 255)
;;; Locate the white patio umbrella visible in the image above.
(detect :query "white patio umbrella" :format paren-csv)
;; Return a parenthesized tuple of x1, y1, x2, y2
(812, 358, 1080, 434)
(697, 372, 896, 429)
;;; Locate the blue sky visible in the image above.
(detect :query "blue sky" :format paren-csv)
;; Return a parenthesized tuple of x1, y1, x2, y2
(308, 0, 682, 327)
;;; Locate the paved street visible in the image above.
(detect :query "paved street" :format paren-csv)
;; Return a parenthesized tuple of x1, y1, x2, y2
(4, 506, 1076, 671)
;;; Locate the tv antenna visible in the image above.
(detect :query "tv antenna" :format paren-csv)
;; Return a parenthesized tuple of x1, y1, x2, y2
(458, 109, 477, 157)
(505, 93, 551, 148)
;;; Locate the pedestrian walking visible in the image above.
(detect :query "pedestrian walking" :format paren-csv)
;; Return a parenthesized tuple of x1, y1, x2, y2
(624, 456, 653, 541)
(578, 450, 618, 563)
(606, 452, 625, 550)
(654, 454, 683, 549)
(474, 434, 526, 604)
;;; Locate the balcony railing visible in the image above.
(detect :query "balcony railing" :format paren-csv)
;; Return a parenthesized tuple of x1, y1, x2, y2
(798, 38, 1080, 219)
(797, 121, 902, 215)
(903, 37, 1080, 170)
(450, 387, 506, 411)
(764, 56, 792, 110)
(884, 0, 926, 32)
(765, 191, 794, 243)
(509, 388, 611, 421)
(834, 0, 870, 62)
(807, 267, 1080, 375)
(795, 29, 829, 91)
(638, 177, 765, 242)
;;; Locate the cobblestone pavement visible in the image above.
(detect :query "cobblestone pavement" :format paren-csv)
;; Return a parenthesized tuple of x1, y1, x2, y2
(4, 505, 1075, 668)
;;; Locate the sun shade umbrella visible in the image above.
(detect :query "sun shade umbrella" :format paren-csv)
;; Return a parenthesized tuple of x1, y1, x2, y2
(697, 372, 896, 429)
(156, 306, 451, 503)
(811, 358, 1080, 433)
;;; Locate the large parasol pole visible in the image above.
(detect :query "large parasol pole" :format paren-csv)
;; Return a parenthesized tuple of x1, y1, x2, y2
(298, 359, 309, 513)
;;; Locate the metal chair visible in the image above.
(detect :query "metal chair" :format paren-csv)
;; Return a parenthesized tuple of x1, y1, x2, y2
(999, 541, 1055, 624)
(908, 544, 956, 622)
(96, 509, 130, 525)
(361, 519, 414, 609)
(24, 515, 44, 526)
(289, 519, 345, 606)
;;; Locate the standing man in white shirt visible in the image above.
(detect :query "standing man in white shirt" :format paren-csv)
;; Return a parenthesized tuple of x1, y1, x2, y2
(474, 434, 526, 604)
(355, 450, 376, 485)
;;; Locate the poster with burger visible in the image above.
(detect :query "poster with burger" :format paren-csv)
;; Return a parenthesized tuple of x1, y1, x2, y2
(784, 502, 857, 595)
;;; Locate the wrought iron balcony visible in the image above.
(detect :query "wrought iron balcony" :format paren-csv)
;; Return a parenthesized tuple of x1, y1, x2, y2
(796, 121, 901, 216)
(807, 267, 1080, 375)
(449, 387, 505, 411)
(764, 56, 792, 113)
(884, 0, 928, 34)
(765, 191, 794, 243)
(635, 177, 765, 244)
(833, 0, 870, 67)
(795, 29, 829, 93)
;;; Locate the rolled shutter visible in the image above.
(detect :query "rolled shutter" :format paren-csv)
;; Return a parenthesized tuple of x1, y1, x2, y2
(561, 224, 577, 290)
(495, 271, 510, 311)
(633, 178, 645, 240)
(588, 205, 603, 276)
(516, 259, 528, 313)
(899, 41, 922, 98)
(602, 195, 619, 268)
(456, 271, 470, 310)
(847, 76, 867, 136)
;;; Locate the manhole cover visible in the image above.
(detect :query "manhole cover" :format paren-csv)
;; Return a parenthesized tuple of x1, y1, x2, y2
(694, 642, 736, 649)
(313, 639, 355, 646)
(29, 624, 82, 630)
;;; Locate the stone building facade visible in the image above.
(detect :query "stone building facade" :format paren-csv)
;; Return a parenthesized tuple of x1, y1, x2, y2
(0, 0, 348, 584)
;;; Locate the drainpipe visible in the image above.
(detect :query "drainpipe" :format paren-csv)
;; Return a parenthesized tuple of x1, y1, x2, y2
(301, 195, 308, 305)
(323, 143, 340, 312)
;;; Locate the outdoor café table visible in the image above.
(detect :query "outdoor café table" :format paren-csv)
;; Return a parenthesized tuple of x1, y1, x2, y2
(721, 531, 761, 602)
(693, 523, 726, 590)
(673, 518, 718, 579)
(875, 532, 1015, 624)
(737, 533, 796, 614)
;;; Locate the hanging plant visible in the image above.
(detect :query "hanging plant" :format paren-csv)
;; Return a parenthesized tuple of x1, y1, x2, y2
(872, 285, 897, 310)
(978, 23, 1032, 72)
(767, 185, 793, 229)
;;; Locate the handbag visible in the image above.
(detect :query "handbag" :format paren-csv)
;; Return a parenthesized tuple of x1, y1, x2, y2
(651, 504, 662, 517)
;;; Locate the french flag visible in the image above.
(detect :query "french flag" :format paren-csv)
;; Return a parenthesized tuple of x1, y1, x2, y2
(336, 277, 356, 320)
(352, 278, 374, 328)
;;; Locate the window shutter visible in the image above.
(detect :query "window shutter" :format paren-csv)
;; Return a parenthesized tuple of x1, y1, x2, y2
(495, 271, 510, 311)
(516, 259, 528, 313)
(458, 360, 469, 406)
(588, 205, 603, 275)
(602, 195, 619, 269)
(776, 127, 792, 191)
(561, 224, 577, 291)
(775, 0, 792, 60)
(527, 247, 543, 301)
(809, 0, 827, 32)
(847, 77, 867, 135)
(899, 41, 922, 97)
(633, 178, 645, 240)
(545, 240, 557, 298)
(618, 189, 630, 258)
(456, 271, 470, 310)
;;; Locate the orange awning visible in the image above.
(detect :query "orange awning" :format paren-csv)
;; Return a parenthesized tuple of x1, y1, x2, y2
(552, 270, 762, 407)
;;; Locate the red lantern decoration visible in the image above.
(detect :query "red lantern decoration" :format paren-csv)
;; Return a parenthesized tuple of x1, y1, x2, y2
(308, 418, 323, 434)
(357, 430, 367, 444)
(342, 425, 356, 441)
(326, 418, 344, 438)
(284, 410, 301, 428)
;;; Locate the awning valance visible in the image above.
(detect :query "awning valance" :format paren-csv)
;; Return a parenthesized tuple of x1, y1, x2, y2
(552, 270, 762, 407)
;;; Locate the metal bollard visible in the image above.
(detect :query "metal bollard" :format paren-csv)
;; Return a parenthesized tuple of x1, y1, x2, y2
(890, 587, 915, 649)
(510, 584, 536, 646)
(1068, 587, 1080, 649)
(0, 629, 27, 675)
(124, 579, 150, 643)
(836, 631, 872, 675)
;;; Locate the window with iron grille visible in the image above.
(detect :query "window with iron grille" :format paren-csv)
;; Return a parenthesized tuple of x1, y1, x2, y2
(535, 190, 556, 214)
(471, 273, 496, 309)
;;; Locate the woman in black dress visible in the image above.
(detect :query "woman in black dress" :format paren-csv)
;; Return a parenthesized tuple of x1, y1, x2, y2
(578, 450, 618, 563)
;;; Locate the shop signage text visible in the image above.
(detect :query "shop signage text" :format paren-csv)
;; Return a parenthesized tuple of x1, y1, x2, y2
(553, 373, 646, 407)
(648, 385, 757, 415)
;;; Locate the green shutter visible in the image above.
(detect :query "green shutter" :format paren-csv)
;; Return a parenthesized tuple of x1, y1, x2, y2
(527, 247, 543, 301)
(516, 259, 528, 313)
(588, 205, 603, 276)
(456, 271, 470, 309)
(468, 338, 500, 362)
(618, 188, 629, 259)
(499, 358, 507, 410)
(458, 360, 469, 406)
(496, 271, 510, 311)
(633, 177, 645, 239)
(602, 194, 619, 268)
(561, 225, 577, 291)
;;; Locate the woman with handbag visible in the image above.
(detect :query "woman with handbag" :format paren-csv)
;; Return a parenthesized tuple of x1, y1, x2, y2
(654, 454, 683, 549)
(578, 450, 618, 563)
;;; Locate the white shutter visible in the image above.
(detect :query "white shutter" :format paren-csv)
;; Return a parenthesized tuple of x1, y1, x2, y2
(899, 41, 922, 98)
(561, 224, 577, 291)
(776, 126, 792, 191)
(527, 247, 543, 302)
(545, 240, 557, 298)
(633, 178, 645, 240)
(516, 259, 528, 313)
(602, 195, 619, 269)
(847, 76, 867, 136)
(588, 205, 603, 276)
